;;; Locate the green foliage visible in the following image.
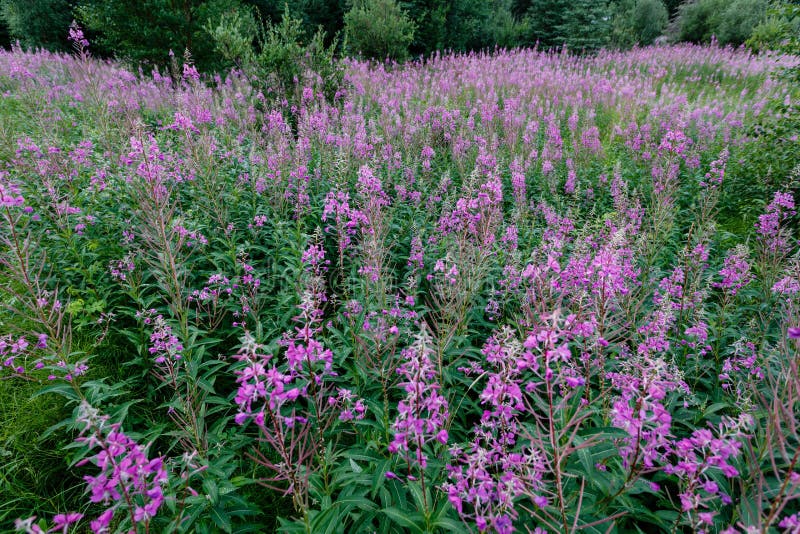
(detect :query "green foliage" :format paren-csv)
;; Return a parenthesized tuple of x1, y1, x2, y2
(403, 0, 446, 54)
(205, 4, 345, 117)
(203, 4, 257, 67)
(487, 0, 530, 48)
(344, 0, 415, 61)
(403, 0, 508, 55)
(0, 15, 9, 48)
(677, 0, 727, 43)
(677, 0, 770, 45)
(0, 0, 72, 51)
(521, 0, 611, 51)
(76, 0, 249, 71)
(747, 2, 800, 54)
(288, 0, 345, 44)
(524, 0, 568, 48)
(612, 0, 668, 48)
(632, 0, 669, 45)
(252, 5, 343, 104)
(717, 0, 769, 46)
(557, 0, 611, 51)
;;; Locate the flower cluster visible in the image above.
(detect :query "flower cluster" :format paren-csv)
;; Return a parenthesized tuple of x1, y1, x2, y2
(713, 246, 751, 296)
(389, 326, 449, 469)
(664, 415, 751, 531)
(77, 402, 168, 532)
(756, 191, 796, 257)
(608, 354, 687, 469)
(445, 327, 548, 533)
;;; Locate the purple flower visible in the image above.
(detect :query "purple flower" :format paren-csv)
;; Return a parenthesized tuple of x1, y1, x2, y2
(713, 246, 751, 296)
(72, 403, 166, 530)
(52, 513, 83, 533)
(389, 326, 449, 469)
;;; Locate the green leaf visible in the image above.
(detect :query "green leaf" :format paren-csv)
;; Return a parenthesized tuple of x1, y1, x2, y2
(433, 516, 465, 532)
(32, 383, 81, 402)
(210, 504, 233, 533)
(382, 507, 424, 533)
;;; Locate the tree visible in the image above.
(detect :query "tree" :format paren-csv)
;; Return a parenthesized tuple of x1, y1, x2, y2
(487, 0, 530, 48)
(344, 0, 415, 61)
(525, 0, 568, 48)
(676, 0, 726, 43)
(632, 0, 668, 45)
(0, 0, 73, 51)
(556, 0, 611, 51)
(76, 0, 249, 71)
(289, 0, 345, 44)
(717, 0, 769, 46)
(0, 12, 10, 48)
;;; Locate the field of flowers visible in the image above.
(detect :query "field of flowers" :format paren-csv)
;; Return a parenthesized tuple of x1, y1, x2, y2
(1, 38, 799, 533)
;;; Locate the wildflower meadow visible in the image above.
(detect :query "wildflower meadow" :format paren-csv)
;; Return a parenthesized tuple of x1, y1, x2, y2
(1, 31, 800, 533)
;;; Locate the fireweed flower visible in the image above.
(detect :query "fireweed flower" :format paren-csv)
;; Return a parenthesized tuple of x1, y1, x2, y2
(147, 314, 183, 363)
(68, 21, 90, 49)
(713, 246, 751, 296)
(699, 147, 729, 189)
(233, 242, 333, 426)
(664, 414, 751, 529)
(445, 327, 547, 533)
(756, 191, 796, 257)
(329, 388, 367, 422)
(0, 173, 25, 208)
(322, 190, 367, 254)
(719, 340, 763, 392)
(389, 326, 449, 469)
(608, 353, 688, 469)
(74, 402, 168, 531)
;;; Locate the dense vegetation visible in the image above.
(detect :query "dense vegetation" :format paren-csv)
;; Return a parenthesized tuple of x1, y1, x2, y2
(1, 0, 799, 68)
(1, 16, 800, 531)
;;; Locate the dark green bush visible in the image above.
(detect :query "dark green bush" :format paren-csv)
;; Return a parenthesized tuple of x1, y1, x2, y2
(0, 0, 72, 51)
(343, 0, 415, 61)
(677, 0, 726, 43)
(76, 0, 249, 71)
(632, 0, 668, 45)
(487, 0, 530, 48)
(611, 0, 668, 48)
(747, 2, 800, 54)
(677, 0, 770, 46)
(717, 0, 769, 46)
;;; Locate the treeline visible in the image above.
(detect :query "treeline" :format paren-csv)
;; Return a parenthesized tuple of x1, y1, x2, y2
(0, 0, 798, 70)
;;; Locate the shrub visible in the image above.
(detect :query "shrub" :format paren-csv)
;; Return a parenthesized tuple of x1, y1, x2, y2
(717, 0, 769, 46)
(76, 0, 249, 71)
(632, 0, 669, 45)
(677, 0, 770, 45)
(557, 0, 612, 51)
(0, 0, 72, 51)
(203, 3, 257, 68)
(677, 0, 727, 42)
(206, 5, 343, 111)
(611, 0, 669, 48)
(487, 0, 530, 49)
(344, 0, 415, 61)
(747, 2, 800, 54)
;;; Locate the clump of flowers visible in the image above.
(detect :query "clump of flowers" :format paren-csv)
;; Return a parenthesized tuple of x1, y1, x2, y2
(17, 402, 170, 533)
(756, 191, 796, 263)
(713, 246, 752, 296)
(665, 414, 751, 532)
(445, 327, 548, 533)
(608, 353, 687, 470)
(389, 325, 449, 470)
